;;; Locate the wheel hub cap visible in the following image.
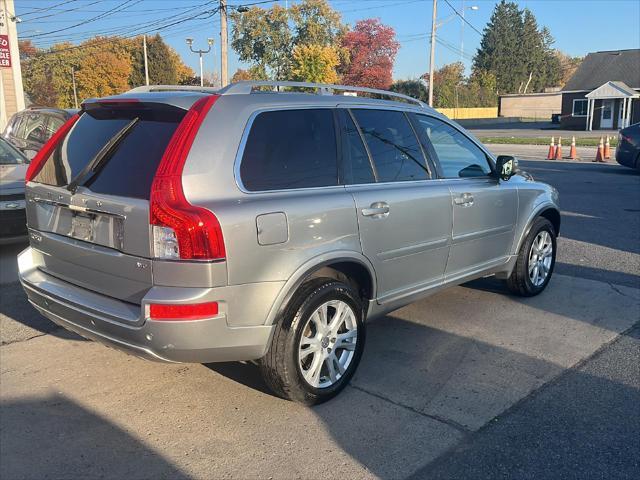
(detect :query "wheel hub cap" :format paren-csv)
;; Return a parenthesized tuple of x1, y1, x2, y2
(528, 230, 553, 287)
(298, 299, 358, 389)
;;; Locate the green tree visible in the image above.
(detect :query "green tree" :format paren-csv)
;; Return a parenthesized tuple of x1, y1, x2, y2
(290, 0, 345, 47)
(389, 79, 428, 102)
(230, 0, 345, 80)
(473, 1, 561, 94)
(230, 4, 292, 80)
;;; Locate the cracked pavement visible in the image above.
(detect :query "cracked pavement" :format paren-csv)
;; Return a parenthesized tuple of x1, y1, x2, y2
(1, 160, 639, 479)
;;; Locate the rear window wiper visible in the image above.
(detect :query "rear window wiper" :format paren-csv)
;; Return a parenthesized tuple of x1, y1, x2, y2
(67, 117, 140, 193)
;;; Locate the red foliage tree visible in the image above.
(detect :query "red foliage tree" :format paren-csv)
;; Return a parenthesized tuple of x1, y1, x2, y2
(340, 19, 400, 89)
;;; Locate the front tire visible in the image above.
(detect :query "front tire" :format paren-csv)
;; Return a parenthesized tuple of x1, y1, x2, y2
(259, 278, 366, 405)
(507, 217, 557, 296)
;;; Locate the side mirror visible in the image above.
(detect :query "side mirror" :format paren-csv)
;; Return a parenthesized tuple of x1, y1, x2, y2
(495, 155, 517, 181)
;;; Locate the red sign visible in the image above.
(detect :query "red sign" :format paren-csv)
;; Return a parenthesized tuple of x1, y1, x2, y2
(0, 35, 11, 68)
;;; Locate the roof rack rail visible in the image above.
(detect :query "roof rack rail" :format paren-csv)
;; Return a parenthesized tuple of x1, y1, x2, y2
(127, 85, 220, 94)
(219, 81, 427, 108)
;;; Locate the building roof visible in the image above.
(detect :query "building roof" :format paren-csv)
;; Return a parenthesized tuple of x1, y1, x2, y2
(564, 49, 640, 91)
(586, 81, 640, 99)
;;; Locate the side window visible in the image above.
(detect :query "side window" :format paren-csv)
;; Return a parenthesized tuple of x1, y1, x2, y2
(9, 114, 26, 139)
(412, 114, 492, 178)
(240, 109, 338, 191)
(45, 116, 65, 138)
(351, 109, 429, 183)
(341, 110, 376, 184)
(23, 114, 47, 143)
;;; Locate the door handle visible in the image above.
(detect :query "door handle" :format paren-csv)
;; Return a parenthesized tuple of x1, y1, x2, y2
(361, 202, 390, 217)
(454, 193, 474, 207)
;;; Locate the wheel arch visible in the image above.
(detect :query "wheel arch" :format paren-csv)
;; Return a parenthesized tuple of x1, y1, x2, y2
(515, 204, 561, 255)
(264, 251, 377, 327)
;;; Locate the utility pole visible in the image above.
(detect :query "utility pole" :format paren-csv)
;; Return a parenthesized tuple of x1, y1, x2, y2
(428, 0, 437, 107)
(220, 0, 228, 87)
(143, 34, 149, 86)
(71, 67, 78, 109)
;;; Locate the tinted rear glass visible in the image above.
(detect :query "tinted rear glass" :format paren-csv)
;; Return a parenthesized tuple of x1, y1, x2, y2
(240, 109, 338, 191)
(33, 105, 185, 199)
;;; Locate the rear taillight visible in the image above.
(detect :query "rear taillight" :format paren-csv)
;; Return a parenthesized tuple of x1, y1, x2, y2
(148, 301, 219, 321)
(25, 114, 80, 182)
(150, 95, 225, 261)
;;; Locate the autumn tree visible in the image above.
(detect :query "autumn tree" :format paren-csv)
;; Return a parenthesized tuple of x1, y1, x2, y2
(75, 38, 131, 99)
(340, 19, 399, 90)
(291, 44, 339, 83)
(231, 68, 253, 82)
(555, 51, 582, 87)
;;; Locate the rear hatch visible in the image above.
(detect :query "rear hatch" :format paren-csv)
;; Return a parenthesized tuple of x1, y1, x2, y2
(25, 99, 189, 304)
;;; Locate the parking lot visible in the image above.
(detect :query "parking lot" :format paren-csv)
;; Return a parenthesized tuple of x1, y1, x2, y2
(1, 159, 639, 479)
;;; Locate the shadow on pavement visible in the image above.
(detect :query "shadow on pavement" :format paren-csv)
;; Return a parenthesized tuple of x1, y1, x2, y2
(0, 280, 86, 343)
(0, 395, 189, 480)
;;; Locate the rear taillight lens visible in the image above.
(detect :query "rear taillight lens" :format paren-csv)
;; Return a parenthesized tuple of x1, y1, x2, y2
(148, 301, 219, 321)
(150, 95, 225, 260)
(25, 114, 80, 182)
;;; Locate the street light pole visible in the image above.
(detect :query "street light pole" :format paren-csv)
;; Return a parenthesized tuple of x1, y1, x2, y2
(428, 2, 479, 106)
(186, 38, 214, 87)
(428, 0, 437, 107)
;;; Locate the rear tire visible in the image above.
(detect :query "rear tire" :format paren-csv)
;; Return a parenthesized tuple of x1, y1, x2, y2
(507, 217, 556, 297)
(259, 278, 366, 405)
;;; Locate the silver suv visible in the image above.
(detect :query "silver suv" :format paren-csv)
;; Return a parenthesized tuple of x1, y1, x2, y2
(18, 82, 560, 404)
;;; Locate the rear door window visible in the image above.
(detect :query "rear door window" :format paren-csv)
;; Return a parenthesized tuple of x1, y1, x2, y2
(340, 110, 376, 184)
(412, 114, 492, 178)
(32, 104, 185, 199)
(350, 109, 429, 183)
(240, 109, 338, 191)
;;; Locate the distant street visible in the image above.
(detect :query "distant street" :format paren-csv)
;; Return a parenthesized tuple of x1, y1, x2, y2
(1, 158, 638, 479)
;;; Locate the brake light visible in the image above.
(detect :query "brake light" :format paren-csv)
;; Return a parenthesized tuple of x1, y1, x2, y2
(150, 95, 225, 260)
(149, 301, 219, 321)
(25, 114, 80, 182)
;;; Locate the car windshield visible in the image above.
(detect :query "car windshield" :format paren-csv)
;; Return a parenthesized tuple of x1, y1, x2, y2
(0, 139, 26, 165)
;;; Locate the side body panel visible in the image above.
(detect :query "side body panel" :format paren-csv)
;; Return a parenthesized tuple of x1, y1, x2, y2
(348, 181, 452, 304)
(445, 177, 518, 280)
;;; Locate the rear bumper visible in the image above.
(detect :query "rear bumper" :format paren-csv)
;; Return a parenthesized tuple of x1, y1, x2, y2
(18, 247, 275, 363)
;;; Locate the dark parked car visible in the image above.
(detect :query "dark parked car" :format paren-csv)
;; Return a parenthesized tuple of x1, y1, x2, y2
(0, 137, 28, 241)
(2, 107, 77, 160)
(616, 122, 640, 170)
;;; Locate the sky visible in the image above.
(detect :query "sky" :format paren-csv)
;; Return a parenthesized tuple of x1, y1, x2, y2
(14, 0, 640, 81)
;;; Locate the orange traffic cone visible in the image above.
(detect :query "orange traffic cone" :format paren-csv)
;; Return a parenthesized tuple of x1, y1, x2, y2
(603, 136, 611, 159)
(594, 137, 604, 162)
(547, 136, 556, 160)
(568, 136, 578, 160)
(554, 136, 563, 160)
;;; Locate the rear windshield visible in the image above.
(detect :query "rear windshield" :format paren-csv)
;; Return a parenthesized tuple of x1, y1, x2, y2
(32, 104, 185, 199)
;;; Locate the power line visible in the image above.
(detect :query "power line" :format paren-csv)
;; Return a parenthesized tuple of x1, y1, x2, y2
(22, 0, 143, 39)
(27, 6, 221, 56)
(19, 0, 83, 17)
(442, 0, 482, 36)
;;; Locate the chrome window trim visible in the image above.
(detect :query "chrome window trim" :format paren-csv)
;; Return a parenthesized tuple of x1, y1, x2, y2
(233, 104, 498, 194)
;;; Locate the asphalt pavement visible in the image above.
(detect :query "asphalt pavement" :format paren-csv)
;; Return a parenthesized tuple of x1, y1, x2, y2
(1, 159, 639, 479)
